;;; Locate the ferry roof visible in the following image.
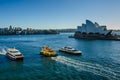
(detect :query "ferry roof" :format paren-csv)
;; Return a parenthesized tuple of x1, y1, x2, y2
(8, 48, 19, 52)
(7, 48, 22, 55)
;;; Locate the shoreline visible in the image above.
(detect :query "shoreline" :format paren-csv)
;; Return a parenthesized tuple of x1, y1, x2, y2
(69, 31, 120, 41)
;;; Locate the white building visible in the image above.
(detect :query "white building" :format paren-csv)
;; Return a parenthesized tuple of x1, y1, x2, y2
(77, 20, 112, 35)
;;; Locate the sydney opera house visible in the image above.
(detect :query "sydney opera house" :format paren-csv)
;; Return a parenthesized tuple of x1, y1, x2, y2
(73, 20, 120, 40)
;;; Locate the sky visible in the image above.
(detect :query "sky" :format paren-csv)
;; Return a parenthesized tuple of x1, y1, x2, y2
(0, 0, 120, 29)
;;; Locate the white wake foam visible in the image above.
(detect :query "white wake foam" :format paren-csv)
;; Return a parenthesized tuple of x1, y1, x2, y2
(0, 46, 7, 55)
(52, 56, 120, 80)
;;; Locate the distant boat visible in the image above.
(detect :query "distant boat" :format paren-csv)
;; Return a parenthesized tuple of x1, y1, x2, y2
(59, 46, 82, 55)
(6, 48, 24, 60)
(40, 45, 58, 57)
(68, 35, 74, 38)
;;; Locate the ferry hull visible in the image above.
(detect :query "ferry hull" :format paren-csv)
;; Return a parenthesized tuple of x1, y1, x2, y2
(6, 53, 23, 61)
(40, 52, 58, 57)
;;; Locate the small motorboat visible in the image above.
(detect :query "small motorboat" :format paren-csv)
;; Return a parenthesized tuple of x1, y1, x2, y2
(40, 45, 57, 57)
(6, 48, 24, 60)
(59, 46, 82, 55)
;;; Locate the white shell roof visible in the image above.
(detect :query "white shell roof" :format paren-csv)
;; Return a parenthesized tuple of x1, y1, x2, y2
(77, 20, 112, 35)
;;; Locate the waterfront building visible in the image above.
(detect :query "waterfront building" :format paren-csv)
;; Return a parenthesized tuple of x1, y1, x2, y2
(77, 20, 112, 35)
(73, 20, 120, 40)
(0, 26, 59, 35)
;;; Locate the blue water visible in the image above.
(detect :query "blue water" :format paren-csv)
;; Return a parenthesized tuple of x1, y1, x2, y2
(0, 33, 120, 80)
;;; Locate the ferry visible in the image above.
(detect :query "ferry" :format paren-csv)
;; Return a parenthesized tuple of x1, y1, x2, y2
(59, 46, 82, 55)
(6, 48, 24, 60)
(40, 45, 58, 57)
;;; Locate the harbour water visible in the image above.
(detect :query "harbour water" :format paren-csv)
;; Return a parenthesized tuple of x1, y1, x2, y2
(0, 33, 120, 80)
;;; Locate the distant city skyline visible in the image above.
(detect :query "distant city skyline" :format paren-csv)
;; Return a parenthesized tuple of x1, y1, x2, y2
(0, 0, 120, 29)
